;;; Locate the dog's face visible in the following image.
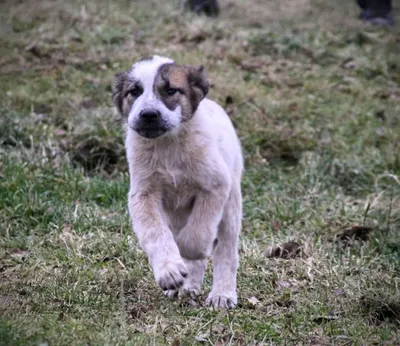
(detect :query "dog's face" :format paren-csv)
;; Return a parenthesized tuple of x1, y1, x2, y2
(112, 56, 209, 139)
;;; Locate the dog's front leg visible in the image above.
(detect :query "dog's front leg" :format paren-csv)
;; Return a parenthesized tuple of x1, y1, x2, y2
(129, 190, 188, 291)
(175, 181, 230, 261)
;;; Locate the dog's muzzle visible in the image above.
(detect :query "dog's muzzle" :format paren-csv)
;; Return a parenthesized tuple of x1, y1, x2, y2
(133, 109, 169, 139)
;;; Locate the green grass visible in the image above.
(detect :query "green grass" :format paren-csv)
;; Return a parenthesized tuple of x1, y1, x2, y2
(1, 0, 400, 344)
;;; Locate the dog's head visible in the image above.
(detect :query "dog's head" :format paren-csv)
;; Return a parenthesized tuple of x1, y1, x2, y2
(112, 55, 209, 139)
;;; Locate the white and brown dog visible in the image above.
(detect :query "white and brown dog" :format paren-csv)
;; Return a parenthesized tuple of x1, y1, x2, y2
(112, 55, 243, 308)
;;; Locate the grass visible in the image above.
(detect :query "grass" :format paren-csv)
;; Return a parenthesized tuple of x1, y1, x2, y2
(1, 0, 400, 344)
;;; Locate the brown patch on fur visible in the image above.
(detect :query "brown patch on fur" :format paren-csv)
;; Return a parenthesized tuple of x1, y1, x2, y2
(112, 72, 142, 118)
(112, 72, 128, 115)
(167, 66, 188, 88)
(113, 61, 209, 122)
(155, 63, 209, 121)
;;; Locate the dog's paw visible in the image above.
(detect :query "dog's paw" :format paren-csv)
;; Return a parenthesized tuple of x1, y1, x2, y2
(154, 259, 188, 291)
(164, 283, 201, 299)
(164, 289, 179, 299)
(205, 290, 237, 309)
(179, 282, 201, 298)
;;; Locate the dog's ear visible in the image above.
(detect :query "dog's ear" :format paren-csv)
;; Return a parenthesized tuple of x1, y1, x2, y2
(187, 66, 209, 111)
(112, 71, 128, 115)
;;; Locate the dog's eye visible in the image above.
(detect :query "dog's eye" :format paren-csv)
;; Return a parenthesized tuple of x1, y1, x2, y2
(166, 88, 178, 96)
(128, 87, 142, 97)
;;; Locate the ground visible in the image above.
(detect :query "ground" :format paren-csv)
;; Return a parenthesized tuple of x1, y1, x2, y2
(0, 0, 400, 345)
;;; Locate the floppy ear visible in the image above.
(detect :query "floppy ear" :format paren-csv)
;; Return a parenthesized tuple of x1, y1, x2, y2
(112, 72, 128, 116)
(187, 65, 209, 112)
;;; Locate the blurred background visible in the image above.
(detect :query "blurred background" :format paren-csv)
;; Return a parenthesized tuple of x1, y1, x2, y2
(0, 1, 399, 345)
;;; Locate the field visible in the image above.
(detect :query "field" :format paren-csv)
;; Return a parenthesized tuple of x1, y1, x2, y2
(1, 0, 400, 344)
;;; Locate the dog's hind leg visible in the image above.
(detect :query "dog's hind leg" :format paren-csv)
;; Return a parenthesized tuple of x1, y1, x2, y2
(181, 258, 207, 296)
(205, 184, 241, 309)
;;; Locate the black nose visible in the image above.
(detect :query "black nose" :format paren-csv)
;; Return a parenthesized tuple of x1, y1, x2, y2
(139, 109, 161, 121)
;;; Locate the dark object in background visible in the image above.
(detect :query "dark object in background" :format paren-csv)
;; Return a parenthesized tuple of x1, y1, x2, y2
(357, 0, 394, 26)
(185, 0, 220, 17)
(185, 0, 394, 25)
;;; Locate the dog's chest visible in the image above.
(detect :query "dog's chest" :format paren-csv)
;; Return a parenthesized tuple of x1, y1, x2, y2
(157, 165, 186, 187)
(157, 164, 198, 211)
(153, 147, 193, 188)
(147, 142, 203, 210)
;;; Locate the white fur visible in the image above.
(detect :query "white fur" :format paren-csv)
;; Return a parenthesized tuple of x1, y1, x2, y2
(125, 60, 243, 309)
(127, 56, 181, 130)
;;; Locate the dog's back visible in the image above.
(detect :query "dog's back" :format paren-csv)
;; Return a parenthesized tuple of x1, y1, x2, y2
(191, 98, 243, 180)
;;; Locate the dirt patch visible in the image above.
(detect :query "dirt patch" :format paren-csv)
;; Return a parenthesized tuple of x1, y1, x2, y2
(265, 241, 303, 259)
(72, 138, 123, 174)
(361, 295, 400, 326)
(335, 225, 374, 247)
(129, 303, 150, 320)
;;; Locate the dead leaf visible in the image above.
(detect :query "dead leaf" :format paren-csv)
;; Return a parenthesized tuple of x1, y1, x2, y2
(195, 332, 209, 342)
(313, 315, 340, 324)
(240, 57, 271, 72)
(129, 303, 149, 320)
(271, 220, 281, 231)
(9, 249, 31, 260)
(276, 280, 291, 289)
(247, 296, 260, 305)
(333, 288, 346, 296)
(55, 129, 67, 136)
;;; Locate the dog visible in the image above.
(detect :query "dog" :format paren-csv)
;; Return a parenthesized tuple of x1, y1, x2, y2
(112, 55, 243, 308)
